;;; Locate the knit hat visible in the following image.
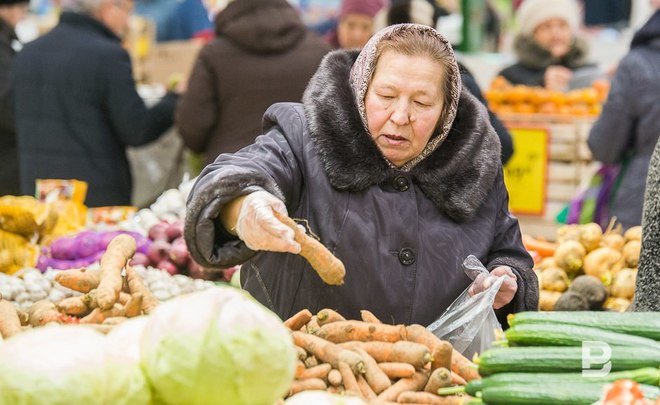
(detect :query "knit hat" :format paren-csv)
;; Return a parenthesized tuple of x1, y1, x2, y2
(340, 0, 387, 19)
(0, 0, 29, 6)
(516, 0, 581, 36)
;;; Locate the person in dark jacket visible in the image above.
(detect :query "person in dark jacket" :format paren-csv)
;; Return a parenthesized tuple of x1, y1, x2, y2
(185, 24, 538, 326)
(588, 10, 660, 231)
(0, 0, 28, 196)
(13, 0, 178, 207)
(374, 0, 513, 163)
(498, 0, 592, 90)
(175, 0, 331, 167)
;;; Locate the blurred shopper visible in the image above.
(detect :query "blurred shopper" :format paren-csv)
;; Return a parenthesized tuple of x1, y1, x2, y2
(326, 0, 387, 49)
(0, 0, 28, 196)
(498, 0, 592, 91)
(588, 10, 660, 230)
(175, 0, 330, 166)
(135, 0, 212, 42)
(13, 0, 179, 206)
(374, 0, 513, 163)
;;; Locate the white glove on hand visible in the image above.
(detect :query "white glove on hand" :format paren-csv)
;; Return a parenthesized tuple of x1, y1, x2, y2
(234, 190, 301, 254)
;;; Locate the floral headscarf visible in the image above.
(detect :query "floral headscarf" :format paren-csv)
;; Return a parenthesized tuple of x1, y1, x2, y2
(349, 24, 462, 171)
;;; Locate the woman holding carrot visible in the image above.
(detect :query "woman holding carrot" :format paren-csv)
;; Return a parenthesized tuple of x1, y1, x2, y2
(184, 24, 538, 326)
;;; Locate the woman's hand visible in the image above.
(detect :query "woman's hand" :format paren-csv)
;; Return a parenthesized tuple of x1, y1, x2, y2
(230, 191, 302, 254)
(468, 266, 518, 309)
(544, 66, 572, 91)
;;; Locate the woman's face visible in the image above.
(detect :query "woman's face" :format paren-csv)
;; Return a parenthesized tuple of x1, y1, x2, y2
(533, 18, 573, 58)
(365, 50, 445, 167)
(337, 13, 374, 49)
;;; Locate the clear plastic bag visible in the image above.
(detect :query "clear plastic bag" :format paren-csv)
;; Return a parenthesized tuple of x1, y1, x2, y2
(427, 255, 504, 359)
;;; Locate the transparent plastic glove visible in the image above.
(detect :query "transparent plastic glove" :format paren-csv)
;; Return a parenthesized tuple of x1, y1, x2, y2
(468, 266, 518, 309)
(234, 191, 301, 254)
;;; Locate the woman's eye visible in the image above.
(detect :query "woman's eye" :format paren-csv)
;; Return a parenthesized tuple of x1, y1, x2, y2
(414, 101, 430, 107)
(378, 94, 394, 100)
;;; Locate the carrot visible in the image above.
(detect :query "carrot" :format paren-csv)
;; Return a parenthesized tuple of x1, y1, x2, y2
(284, 309, 312, 330)
(357, 374, 377, 400)
(273, 211, 345, 285)
(360, 310, 382, 324)
(298, 363, 332, 380)
(55, 296, 89, 316)
(28, 300, 73, 327)
(288, 378, 327, 396)
(0, 299, 22, 338)
(124, 294, 143, 318)
(125, 263, 159, 314)
(80, 303, 124, 324)
(304, 355, 319, 368)
(378, 362, 416, 379)
(450, 352, 479, 382)
(318, 320, 407, 343)
(292, 331, 365, 374)
(338, 361, 361, 396)
(317, 308, 346, 325)
(294, 361, 305, 379)
(328, 369, 342, 387)
(398, 391, 467, 404)
(15, 308, 29, 326)
(406, 325, 478, 380)
(425, 368, 452, 394)
(327, 386, 344, 395)
(296, 346, 308, 361)
(53, 268, 100, 293)
(300, 324, 308, 333)
(377, 371, 429, 402)
(339, 341, 431, 368)
(522, 234, 558, 258)
(433, 341, 453, 371)
(353, 347, 391, 394)
(102, 316, 128, 325)
(450, 372, 467, 386)
(306, 315, 321, 335)
(118, 292, 132, 306)
(96, 234, 136, 310)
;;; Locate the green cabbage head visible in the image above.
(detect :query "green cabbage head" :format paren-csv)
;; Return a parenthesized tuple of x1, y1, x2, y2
(141, 286, 296, 405)
(0, 324, 149, 405)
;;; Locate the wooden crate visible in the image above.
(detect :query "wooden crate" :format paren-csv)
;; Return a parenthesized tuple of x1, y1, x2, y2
(501, 114, 596, 240)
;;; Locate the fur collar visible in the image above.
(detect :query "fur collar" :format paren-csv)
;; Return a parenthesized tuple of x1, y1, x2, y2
(302, 50, 501, 222)
(514, 35, 590, 70)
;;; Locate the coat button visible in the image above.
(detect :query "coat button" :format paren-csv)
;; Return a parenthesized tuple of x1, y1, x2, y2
(398, 248, 415, 266)
(393, 175, 409, 192)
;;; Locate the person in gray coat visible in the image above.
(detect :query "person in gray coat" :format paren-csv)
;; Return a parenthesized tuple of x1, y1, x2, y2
(636, 136, 660, 312)
(184, 24, 537, 326)
(587, 10, 660, 230)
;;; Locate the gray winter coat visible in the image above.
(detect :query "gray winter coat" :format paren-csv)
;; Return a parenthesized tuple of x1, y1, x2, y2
(587, 13, 660, 230)
(185, 50, 537, 326)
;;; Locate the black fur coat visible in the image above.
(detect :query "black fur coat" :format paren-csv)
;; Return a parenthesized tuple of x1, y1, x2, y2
(185, 50, 537, 326)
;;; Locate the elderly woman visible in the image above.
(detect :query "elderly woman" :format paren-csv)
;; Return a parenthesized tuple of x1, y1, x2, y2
(185, 24, 538, 326)
(498, 0, 592, 91)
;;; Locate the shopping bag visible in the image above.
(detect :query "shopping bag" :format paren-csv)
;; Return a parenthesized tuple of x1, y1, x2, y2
(427, 255, 504, 359)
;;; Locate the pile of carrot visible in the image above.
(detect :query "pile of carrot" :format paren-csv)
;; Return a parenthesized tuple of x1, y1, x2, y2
(0, 234, 159, 338)
(284, 308, 480, 404)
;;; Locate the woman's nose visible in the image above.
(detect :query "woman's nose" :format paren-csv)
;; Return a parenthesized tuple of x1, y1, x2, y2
(390, 102, 410, 126)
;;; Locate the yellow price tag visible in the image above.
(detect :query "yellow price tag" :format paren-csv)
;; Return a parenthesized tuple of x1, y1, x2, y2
(504, 126, 549, 215)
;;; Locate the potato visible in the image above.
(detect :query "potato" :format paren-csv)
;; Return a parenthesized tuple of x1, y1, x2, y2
(610, 268, 637, 300)
(554, 241, 586, 275)
(540, 268, 570, 292)
(622, 240, 641, 268)
(624, 226, 641, 242)
(579, 223, 603, 252)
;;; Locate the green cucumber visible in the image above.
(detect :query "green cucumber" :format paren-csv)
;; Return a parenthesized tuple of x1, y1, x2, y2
(509, 311, 660, 340)
(466, 367, 660, 396)
(505, 323, 660, 350)
(481, 382, 659, 405)
(478, 347, 660, 376)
